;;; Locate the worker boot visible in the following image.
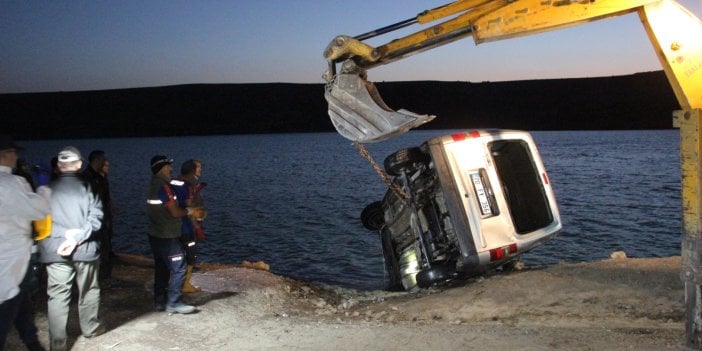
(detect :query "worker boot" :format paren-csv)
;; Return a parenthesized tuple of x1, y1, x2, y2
(182, 265, 201, 293)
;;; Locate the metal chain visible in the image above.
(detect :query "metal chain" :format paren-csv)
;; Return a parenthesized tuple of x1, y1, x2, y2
(324, 71, 338, 92)
(354, 141, 411, 202)
(329, 72, 410, 202)
(324, 74, 335, 92)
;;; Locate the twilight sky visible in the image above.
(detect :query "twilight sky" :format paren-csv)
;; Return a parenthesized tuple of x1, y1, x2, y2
(2, 0, 701, 93)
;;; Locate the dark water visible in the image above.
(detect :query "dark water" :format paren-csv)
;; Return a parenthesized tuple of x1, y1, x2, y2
(19, 130, 681, 290)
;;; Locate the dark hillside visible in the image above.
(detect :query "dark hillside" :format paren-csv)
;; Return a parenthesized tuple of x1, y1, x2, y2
(0, 71, 679, 140)
(376, 71, 679, 131)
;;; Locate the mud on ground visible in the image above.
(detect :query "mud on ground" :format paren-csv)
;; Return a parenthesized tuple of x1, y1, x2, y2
(6, 253, 686, 350)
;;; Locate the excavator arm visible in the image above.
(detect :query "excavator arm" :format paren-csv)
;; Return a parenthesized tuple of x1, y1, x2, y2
(323, 0, 702, 143)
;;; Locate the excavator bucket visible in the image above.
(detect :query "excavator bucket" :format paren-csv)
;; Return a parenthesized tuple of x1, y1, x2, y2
(325, 72, 435, 143)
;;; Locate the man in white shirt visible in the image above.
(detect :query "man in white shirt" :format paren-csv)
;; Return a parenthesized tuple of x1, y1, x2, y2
(0, 134, 51, 351)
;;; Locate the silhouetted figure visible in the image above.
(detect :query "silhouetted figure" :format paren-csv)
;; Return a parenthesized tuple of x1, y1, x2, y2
(13, 158, 36, 191)
(82, 150, 114, 280)
(50, 156, 60, 181)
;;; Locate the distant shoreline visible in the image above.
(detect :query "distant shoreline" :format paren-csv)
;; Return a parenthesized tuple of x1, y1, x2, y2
(2, 71, 679, 141)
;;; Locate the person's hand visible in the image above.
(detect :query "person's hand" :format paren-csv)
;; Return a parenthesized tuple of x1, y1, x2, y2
(57, 228, 81, 255)
(57, 239, 77, 256)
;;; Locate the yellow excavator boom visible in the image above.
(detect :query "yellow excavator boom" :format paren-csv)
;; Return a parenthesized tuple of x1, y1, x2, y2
(323, 0, 702, 142)
(470, 0, 702, 110)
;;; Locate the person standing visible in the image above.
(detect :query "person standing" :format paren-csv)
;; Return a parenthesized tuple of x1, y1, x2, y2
(0, 135, 50, 351)
(187, 159, 207, 243)
(49, 156, 60, 182)
(146, 155, 196, 314)
(38, 146, 104, 351)
(170, 159, 206, 293)
(81, 150, 114, 281)
(14, 158, 36, 191)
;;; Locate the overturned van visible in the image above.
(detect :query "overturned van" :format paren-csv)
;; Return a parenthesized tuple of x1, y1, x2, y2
(361, 130, 561, 291)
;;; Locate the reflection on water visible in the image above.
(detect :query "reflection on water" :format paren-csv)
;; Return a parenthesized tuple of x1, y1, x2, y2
(19, 130, 681, 290)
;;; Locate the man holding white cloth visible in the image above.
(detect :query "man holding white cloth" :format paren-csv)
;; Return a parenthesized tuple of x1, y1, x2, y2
(38, 146, 104, 351)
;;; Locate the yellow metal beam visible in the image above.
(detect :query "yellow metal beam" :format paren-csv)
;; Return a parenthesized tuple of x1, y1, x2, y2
(469, 0, 702, 109)
(678, 109, 701, 259)
(471, 0, 659, 43)
(416, 0, 492, 23)
(640, 0, 702, 110)
(676, 108, 702, 349)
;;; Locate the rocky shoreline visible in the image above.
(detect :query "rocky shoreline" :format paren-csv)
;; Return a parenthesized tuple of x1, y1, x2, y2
(6, 253, 686, 350)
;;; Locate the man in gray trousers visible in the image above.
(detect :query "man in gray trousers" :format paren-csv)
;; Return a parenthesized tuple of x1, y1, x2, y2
(38, 146, 104, 351)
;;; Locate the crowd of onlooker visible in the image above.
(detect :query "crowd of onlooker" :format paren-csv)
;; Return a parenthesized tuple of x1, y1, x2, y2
(1, 134, 207, 351)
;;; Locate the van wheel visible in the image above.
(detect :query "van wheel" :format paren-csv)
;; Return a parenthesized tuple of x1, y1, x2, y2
(361, 201, 384, 231)
(416, 264, 454, 288)
(384, 147, 430, 176)
(380, 230, 403, 291)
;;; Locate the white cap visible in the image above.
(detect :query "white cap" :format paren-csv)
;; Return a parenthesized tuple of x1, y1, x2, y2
(58, 146, 82, 163)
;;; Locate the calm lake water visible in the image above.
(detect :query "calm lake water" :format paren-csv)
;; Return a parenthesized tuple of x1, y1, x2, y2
(18, 130, 682, 290)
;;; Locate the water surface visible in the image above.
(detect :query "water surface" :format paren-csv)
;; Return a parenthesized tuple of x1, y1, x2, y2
(20, 130, 682, 290)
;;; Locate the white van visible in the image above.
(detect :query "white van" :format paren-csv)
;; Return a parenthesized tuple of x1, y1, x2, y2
(361, 130, 561, 291)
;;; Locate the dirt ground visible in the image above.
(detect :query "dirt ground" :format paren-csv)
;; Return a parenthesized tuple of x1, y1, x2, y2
(6, 253, 687, 351)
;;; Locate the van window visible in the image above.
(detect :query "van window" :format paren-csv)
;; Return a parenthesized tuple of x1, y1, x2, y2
(489, 140, 554, 234)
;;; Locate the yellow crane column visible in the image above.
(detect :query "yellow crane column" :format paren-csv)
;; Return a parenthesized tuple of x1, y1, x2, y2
(676, 108, 702, 349)
(643, 1, 702, 347)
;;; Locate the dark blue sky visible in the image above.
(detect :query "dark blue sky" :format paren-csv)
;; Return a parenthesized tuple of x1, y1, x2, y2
(2, 0, 701, 93)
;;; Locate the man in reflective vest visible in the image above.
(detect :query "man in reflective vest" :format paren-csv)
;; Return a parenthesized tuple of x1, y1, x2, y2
(146, 155, 195, 314)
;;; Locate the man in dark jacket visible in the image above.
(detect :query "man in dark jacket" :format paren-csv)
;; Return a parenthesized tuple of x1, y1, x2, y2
(38, 146, 104, 351)
(81, 150, 114, 281)
(146, 155, 196, 314)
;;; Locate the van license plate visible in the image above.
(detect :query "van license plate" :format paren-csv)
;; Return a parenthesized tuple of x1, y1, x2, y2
(471, 173, 493, 216)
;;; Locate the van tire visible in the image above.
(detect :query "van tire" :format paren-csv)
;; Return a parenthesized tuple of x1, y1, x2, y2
(416, 265, 453, 288)
(384, 147, 430, 176)
(361, 201, 384, 231)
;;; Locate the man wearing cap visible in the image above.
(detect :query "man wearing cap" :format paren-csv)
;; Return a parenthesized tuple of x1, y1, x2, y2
(38, 146, 104, 351)
(0, 135, 51, 351)
(146, 155, 196, 314)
